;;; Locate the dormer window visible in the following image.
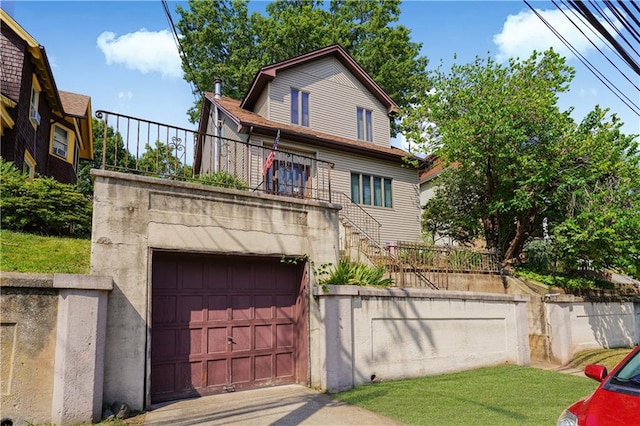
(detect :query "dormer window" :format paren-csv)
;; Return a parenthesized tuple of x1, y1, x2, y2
(291, 88, 309, 127)
(357, 107, 372, 142)
(29, 76, 41, 127)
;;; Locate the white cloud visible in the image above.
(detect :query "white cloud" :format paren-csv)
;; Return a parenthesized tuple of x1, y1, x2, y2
(118, 91, 133, 100)
(493, 8, 620, 62)
(97, 29, 182, 79)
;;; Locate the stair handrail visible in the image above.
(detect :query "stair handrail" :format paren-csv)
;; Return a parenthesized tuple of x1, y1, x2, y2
(341, 216, 438, 290)
(332, 191, 381, 243)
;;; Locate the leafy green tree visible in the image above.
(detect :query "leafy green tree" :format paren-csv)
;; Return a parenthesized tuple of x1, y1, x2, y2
(175, 0, 429, 133)
(407, 50, 576, 263)
(407, 50, 639, 276)
(138, 140, 193, 178)
(76, 117, 135, 196)
(551, 107, 640, 277)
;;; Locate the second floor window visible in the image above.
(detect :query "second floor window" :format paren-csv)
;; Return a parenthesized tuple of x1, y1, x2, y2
(29, 76, 41, 127)
(52, 124, 70, 159)
(357, 107, 372, 142)
(291, 88, 309, 127)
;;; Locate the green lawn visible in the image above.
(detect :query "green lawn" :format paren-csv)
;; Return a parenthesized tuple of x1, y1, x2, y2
(334, 365, 597, 425)
(0, 230, 91, 274)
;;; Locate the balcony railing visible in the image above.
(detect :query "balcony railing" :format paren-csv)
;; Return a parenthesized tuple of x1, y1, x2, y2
(95, 110, 334, 202)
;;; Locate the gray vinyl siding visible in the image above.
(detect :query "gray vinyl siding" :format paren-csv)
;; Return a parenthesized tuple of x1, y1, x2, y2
(268, 57, 391, 148)
(254, 85, 269, 116)
(244, 135, 420, 243)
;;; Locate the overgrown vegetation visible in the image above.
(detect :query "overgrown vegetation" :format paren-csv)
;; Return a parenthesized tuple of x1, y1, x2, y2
(335, 365, 596, 425)
(319, 258, 392, 288)
(1, 159, 92, 238)
(0, 229, 91, 274)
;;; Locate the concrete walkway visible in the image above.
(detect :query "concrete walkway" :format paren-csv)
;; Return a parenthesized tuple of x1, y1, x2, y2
(530, 362, 586, 377)
(143, 385, 402, 426)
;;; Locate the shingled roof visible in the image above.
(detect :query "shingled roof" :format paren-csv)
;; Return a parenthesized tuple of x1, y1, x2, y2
(59, 91, 90, 117)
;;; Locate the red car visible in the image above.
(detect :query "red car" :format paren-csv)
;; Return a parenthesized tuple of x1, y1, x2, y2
(558, 345, 640, 426)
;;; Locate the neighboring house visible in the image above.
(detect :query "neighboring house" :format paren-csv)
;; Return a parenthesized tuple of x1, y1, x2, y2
(194, 44, 421, 244)
(1, 9, 93, 184)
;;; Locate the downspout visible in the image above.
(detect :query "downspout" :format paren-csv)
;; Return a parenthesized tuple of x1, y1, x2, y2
(212, 78, 222, 173)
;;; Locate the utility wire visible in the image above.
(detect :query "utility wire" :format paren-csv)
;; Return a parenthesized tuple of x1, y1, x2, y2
(524, 0, 639, 117)
(161, 0, 201, 103)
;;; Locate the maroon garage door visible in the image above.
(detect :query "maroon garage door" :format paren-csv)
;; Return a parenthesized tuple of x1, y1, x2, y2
(150, 252, 308, 403)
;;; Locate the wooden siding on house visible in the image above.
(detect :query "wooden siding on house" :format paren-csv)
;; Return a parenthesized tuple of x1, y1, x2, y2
(266, 57, 391, 149)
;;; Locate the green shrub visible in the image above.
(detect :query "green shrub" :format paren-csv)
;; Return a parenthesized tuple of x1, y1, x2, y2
(193, 172, 248, 190)
(0, 159, 92, 237)
(321, 258, 393, 287)
(523, 238, 554, 272)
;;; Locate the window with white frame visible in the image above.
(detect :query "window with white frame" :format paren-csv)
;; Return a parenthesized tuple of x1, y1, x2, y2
(29, 76, 41, 127)
(357, 107, 372, 142)
(291, 88, 309, 127)
(350, 172, 392, 208)
(51, 124, 70, 159)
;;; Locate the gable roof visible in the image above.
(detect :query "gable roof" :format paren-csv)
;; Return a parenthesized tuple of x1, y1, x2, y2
(59, 90, 93, 160)
(210, 93, 412, 162)
(240, 44, 399, 116)
(1, 9, 62, 113)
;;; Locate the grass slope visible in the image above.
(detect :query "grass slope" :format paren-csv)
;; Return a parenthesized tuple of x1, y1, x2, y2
(334, 365, 596, 425)
(0, 230, 91, 274)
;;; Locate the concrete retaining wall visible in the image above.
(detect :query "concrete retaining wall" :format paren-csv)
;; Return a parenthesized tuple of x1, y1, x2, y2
(0, 272, 111, 425)
(544, 294, 639, 364)
(90, 170, 341, 410)
(314, 285, 530, 392)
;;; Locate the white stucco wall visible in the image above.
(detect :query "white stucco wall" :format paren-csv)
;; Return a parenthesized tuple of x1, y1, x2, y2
(315, 286, 530, 392)
(544, 295, 639, 364)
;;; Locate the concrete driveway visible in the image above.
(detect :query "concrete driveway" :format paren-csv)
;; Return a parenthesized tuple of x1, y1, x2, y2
(144, 384, 402, 425)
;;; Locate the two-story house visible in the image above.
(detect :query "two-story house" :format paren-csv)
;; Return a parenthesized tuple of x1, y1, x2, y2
(1, 8, 93, 184)
(194, 44, 422, 245)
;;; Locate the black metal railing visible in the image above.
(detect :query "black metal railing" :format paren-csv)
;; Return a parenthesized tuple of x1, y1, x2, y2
(95, 110, 334, 201)
(332, 191, 381, 243)
(393, 242, 501, 273)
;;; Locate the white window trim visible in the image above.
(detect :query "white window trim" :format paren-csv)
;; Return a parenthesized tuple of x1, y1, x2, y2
(51, 124, 72, 160)
(29, 76, 41, 128)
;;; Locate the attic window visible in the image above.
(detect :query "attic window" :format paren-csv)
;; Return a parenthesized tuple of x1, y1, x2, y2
(291, 88, 309, 127)
(357, 107, 372, 142)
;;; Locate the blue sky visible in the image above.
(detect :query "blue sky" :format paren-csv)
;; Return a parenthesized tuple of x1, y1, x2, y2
(6, 0, 639, 153)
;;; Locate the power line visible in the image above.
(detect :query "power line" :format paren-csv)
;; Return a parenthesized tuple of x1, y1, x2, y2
(523, 0, 640, 117)
(161, 0, 201, 103)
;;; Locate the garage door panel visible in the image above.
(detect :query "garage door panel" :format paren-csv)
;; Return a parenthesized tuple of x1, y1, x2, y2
(255, 324, 272, 349)
(153, 296, 177, 323)
(181, 295, 204, 322)
(231, 295, 252, 320)
(254, 355, 272, 380)
(151, 362, 175, 394)
(207, 359, 227, 386)
(255, 295, 274, 319)
(231, 268, 254, 290)
(207, 296, 228, 321)
(276, 295, 295, 319)
(152, 253, 306, 403)
(231, 357, 251, 383)
(276, 353, 294, 378)
(181, 328, 202, 356)
(152, 329, 176, 358)
(207, 264, 229, 290)
(276, 324, 294, 348)
(232, 326, 251, 351)
(207, 327, 227, 354)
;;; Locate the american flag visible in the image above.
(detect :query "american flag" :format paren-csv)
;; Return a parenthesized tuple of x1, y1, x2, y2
(262, 129, 280, 175)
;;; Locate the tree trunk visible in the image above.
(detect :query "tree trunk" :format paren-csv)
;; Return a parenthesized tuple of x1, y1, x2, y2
(503, 208, 537, 265)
